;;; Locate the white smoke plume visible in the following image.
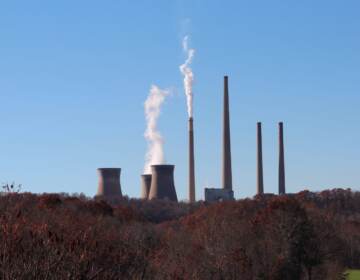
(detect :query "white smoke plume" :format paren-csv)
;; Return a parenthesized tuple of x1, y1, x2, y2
(179, 36, 195, 117)
(144, 85, 169, 174)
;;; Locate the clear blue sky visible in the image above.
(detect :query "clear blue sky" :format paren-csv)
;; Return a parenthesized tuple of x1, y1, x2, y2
(1, 0, 359, 200)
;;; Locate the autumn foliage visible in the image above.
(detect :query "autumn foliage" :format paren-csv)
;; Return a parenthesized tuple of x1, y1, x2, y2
(0, 189, 359, 279)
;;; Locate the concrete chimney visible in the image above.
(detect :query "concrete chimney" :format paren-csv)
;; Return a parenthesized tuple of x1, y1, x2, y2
(278, 122, 286, 195)
(189, 117, 196, 203)
(96, 168, 123, 199)
(148, 164, 178, 202)
(141, 174, 152, 199)
(257, 122, 264, 195)
(222, 76, 233, 190)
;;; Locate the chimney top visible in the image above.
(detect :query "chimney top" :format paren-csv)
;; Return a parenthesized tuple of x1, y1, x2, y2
(151, 164, 175, 171)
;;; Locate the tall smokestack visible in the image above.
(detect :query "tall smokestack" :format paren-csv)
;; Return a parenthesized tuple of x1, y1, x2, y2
(148, 164, 178, 202)
(278, 122, 286, 195)
(141, 174, 152, 199)
(189, 117, 196, 203)
(222, 76, 233, 190)
(257, 122, 264, 195)
(96, 168, 123, 199)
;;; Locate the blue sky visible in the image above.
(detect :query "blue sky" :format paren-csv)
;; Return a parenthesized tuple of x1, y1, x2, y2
(0, 1, 359, 200)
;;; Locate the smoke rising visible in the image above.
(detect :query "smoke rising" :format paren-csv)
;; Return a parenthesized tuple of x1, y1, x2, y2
(144, 85, 169, 174)
(180, 36, 195, 118)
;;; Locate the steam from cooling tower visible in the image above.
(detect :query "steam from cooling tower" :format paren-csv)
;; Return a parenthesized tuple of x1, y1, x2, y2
(179, 36, 195, 117)
(144, 85, 169, 174)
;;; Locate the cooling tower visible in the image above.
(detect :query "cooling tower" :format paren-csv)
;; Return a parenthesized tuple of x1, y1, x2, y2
(141, 174, 152, 199)
(278, 122, 286, 195)
(189, 117, 196, 203)
(148, 164, 178, 202)
(96, 168, 123, 198)
(222, 76, 233, 190)
(257, 122, 264, 195)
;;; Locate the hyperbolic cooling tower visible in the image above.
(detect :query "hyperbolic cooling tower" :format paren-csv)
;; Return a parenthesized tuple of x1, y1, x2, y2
(148, 164, 178, 202)
(257, 122, 264, 195)
(189, 117, 196, 203)
(222, 76, 233, 190)
(97, 168, 123, 198)
(141, 174, 152, 199)
(278, 122, 286, 195)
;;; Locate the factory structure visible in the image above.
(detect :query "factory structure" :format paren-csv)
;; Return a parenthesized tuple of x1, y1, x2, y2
(205, 76, 235, 202)
(95, 168, 123, 203)
(95, 76, 287, 203)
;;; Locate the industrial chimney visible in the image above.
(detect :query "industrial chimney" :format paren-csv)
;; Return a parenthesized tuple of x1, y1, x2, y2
(148, 164, 178, 202)
(257, 122, 264, 195)
(189, 117, 196, 203)
(222, 76, 233, 191)
(141, 174, 152, 199)
(278, 122, 286, 195)
(96, 168, 123, 199)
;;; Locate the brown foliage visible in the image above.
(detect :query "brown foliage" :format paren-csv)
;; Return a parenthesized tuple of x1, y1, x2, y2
(0, 189, 359, 279)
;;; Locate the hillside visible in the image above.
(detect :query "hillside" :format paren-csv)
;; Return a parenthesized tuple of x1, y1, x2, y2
(0, 189, 359, 279)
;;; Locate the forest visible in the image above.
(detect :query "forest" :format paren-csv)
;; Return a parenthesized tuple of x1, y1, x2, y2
(0, 188, 359, 279)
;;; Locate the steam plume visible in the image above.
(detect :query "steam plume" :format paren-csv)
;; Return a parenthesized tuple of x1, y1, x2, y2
(180, 36, 195, 117)
(144, 85, 169, 174)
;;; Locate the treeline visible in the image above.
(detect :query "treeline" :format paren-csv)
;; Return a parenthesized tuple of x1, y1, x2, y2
(0, 189, 359, 279)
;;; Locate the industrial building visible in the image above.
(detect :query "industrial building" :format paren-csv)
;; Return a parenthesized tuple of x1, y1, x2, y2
(95, 168, 123, 203)
(205, 76, 235, 202)
(95, 75, 287, 203)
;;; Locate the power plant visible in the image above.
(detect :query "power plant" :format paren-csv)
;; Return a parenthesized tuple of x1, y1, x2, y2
(96, 168, 123, 202)
(140, 165, 178, 202)
(205, 76, 234, 202)
(148, 164, 178, 202)
(95, 76, 288, 203)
